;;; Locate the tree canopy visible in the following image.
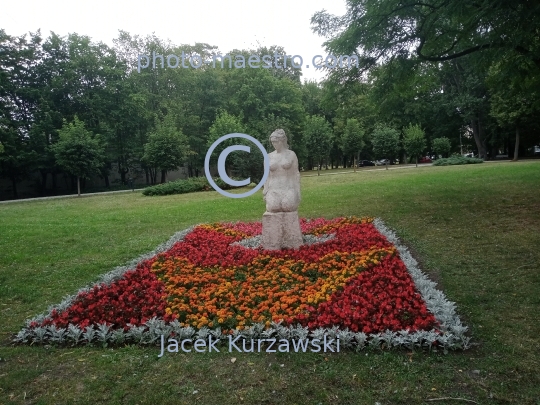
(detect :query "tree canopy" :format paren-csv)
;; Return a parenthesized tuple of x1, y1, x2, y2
(1, 22, 539, 199)
(371, 123, 400, 168)
(303, 115, 333, 174)
(403, 124, 426, 166)
(142, 114, 191, 184)
(52, 117, 105, 196)
(311, 0, 540, 75)
(432, 137, 452, 158)
(342, 118, 365, 166)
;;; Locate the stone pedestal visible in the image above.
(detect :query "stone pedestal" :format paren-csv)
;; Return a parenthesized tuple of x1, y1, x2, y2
(262, 211, 303, 250)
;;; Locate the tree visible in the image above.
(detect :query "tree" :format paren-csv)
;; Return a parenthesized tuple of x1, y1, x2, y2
(487, 56, 540, 161)
(143, 114, 191, 184)
(303, 115, 333, 175)
(37, 33, 131, 186)
(224, 65, 305, 153)
(302, 80, 325, 117)
(207, 110, 251, 180)
(342, 118, 365, 171)
(311, 1, 540, 77)
(403, 124, 426, 167)
(432, 137, 452, 158)
(52, 117, 105, 196)
(490, 92, 534, 161)
(371, 124, 400, 170)
(319, 77, 377, 168)
(207, 111, 246, 149)
(311, 0, 540, 161)
(113, 32, 222, 180)
(0, 29, 43, 198)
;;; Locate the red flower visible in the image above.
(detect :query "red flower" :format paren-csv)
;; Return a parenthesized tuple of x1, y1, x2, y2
(39, 217, 438, 336)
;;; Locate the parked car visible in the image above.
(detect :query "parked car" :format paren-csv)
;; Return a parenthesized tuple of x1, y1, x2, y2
(419, 156, 432, 163)
(374, 159, 391, 166)
(359, 160, 375, 167)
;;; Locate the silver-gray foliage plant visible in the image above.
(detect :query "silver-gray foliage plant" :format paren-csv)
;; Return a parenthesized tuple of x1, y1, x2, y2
(15, 220, 470, 351)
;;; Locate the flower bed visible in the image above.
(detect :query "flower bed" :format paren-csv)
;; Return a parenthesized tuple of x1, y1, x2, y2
(15, 217, 470, 351)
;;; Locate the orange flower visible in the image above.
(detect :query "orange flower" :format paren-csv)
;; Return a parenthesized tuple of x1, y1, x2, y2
(149, 217, 390, 330)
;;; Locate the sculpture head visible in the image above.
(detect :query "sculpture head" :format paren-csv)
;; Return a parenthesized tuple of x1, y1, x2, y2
(269, 129, 288, 152)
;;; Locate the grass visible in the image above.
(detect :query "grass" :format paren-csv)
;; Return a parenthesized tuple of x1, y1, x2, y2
(1, 161, 539, 404)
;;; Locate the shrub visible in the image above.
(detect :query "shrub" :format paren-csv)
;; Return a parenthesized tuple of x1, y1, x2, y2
(142, 177, 238, 196)
(433, 156, 484, 166)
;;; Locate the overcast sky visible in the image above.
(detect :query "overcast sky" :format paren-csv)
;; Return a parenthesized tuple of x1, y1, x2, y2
(1, 0, 347, 82)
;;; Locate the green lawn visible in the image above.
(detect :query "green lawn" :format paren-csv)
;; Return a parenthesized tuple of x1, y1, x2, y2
(1, 161, 539, 404)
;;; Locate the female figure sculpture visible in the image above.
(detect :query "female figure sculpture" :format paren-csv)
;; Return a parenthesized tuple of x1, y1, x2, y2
(263, 129, 301, 213)
(261, 129, 303, 250)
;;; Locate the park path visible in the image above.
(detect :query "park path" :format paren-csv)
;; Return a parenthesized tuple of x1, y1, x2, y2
(301, 163, 433, 177)
(0, 189, 137, 204)
(0, 160, 514, 204)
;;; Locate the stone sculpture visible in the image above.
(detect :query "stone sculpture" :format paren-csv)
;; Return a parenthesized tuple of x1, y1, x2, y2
(261, 129, 303, 250)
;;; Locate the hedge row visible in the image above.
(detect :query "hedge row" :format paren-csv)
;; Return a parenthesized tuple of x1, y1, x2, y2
(142, 177, 238, 196)
(433, 156, 484, 166)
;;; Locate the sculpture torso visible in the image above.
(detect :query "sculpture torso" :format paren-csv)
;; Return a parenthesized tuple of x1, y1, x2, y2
(264, 149, 300, 213)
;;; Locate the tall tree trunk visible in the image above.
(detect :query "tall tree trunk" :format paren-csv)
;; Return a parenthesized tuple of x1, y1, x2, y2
(40, 170, 48, 195)
(145, 168, 150, 185)
(491, 144, 498, 160)
(478, 117, 487, 159)
(471, 117, 487, 160)
(415, 157, 418, 168)
(353, 156, 356, 172)
(513, 126, 520, 161)
(160, 170, 166, 183)
(10, 174, 18, 199)
(104, 175, 110, 188)
(120, 169, 128, 185)
(385, 162, 388, 170)
(77, 176, 81, 197)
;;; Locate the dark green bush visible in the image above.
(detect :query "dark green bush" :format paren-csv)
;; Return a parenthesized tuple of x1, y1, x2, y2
(142, 176, 238, 196)
(433, 156, 484, 166)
